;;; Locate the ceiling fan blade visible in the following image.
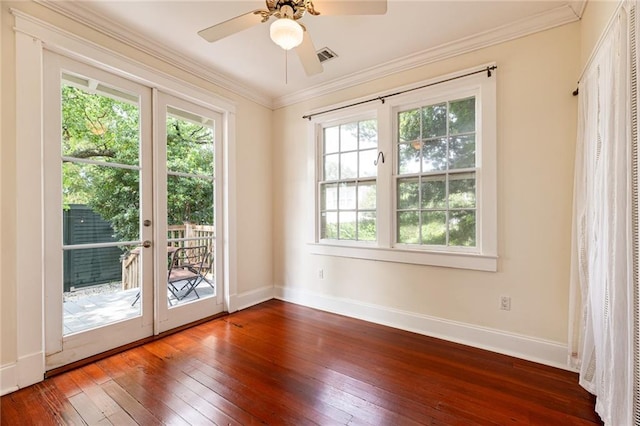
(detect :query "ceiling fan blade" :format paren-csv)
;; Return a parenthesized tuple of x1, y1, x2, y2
(296, 31, 323, 76)
(198, 10, 264, 43)
(309, 0, 387, 16)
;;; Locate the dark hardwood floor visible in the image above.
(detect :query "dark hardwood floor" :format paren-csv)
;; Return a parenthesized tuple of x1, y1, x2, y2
(1, 299, 602, 425)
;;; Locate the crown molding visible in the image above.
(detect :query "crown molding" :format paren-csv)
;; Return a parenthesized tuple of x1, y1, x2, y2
(568, 0, 588, 18)
(34, 0, 274, 108)
(272, 3, 581, 108)
(33, 0, 583, 111)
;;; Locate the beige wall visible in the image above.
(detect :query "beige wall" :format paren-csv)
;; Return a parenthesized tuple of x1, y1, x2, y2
(273, 22, 582, 345)
(0, 1, 273, 366)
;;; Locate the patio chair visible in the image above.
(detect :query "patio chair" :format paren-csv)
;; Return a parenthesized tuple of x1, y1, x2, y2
(167, 245, 209, 303)
(198, 251, 215, 289)
(131, 245, 211, 306)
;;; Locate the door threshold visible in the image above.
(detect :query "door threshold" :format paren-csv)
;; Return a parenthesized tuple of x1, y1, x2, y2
(45, 311, 228, 378)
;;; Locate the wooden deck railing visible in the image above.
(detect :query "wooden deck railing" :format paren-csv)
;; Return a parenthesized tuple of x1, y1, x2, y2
(122, 223, 215, 290)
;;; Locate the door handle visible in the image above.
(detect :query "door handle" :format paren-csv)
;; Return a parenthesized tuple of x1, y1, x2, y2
(142, 240, 152, 248)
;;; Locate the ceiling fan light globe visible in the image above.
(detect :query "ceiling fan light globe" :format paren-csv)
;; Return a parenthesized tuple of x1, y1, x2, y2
(270, 18, 303, 50)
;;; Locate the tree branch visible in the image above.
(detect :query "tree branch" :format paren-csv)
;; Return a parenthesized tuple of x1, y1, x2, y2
(68, 148, 116, 159)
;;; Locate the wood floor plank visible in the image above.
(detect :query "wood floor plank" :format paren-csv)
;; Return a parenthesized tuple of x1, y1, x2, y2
(37, 379, 86, 426)
(81, 363, 112, 385)
(188, 317, 445, 424)
(2, 385, 63, 425)
(100, 380, 161, 425)
(68, 391, 110, 425)
(67, 368, 129, 420)
(97, 356, 196, 426)
(169, 327, 356, 425)
(49, 372, 83, 399)
(137, 343, 261, 424)
(1, 299, 603, 425)
(120, 347, 241, 426)
(202, 309, 527, 424)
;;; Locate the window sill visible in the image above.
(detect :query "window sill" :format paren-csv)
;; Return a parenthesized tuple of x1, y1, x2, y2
(308, 242, 498, 272)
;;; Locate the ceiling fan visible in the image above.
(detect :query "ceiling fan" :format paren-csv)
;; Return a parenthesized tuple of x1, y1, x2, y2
(197, 0, 388, 76)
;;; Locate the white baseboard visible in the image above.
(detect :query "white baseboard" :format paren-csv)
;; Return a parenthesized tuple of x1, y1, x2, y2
(1, 363, 18, 396)
(1, 351, 44, 396)
(17, 351, 44, 388)
(229, 285, 275, 313)
(275, 285, 572, 371)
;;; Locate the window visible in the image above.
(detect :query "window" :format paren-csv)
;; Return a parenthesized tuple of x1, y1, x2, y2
(396, 97, 477, 248)
(319, 119, 378, 241)
(309, 67, 497, 271)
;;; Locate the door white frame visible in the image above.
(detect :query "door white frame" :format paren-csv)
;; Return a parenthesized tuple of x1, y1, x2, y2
(154, 91, 225, 333)
(43, 52, 156, 369)
(12, 10, 237, 387)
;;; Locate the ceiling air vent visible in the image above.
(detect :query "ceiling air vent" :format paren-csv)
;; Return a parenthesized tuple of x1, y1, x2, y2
(317, 47, 337, 63)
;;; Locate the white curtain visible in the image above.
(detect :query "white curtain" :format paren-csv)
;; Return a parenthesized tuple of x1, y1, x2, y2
(569, 2, 637, 425)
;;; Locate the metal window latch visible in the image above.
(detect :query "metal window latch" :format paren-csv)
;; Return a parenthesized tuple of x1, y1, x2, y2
(142, 240, 152, 248)
(143, 219, 151, 227)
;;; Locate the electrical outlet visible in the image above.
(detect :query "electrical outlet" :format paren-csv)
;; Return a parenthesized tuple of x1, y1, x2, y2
(500, 296, 511, 311)
(318, 269, 324, 279)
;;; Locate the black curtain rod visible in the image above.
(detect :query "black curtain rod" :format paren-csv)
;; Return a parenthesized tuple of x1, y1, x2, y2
(302, 65, 498, 121)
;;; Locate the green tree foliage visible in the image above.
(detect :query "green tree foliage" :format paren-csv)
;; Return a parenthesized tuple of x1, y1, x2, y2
(62, 84, 214, 243)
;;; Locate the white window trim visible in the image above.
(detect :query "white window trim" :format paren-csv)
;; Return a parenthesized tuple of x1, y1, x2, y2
(315, 111, 379, 243)
(307, 65, 497, 272)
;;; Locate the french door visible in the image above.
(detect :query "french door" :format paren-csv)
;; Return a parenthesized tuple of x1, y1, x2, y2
(43, 52, 224, 369)
(155, 92, 224, 333)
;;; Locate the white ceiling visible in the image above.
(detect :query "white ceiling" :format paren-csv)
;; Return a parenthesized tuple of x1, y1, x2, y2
(40, 0, 585, 107)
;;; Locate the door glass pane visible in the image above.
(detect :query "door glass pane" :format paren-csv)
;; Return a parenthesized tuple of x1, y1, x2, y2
(62, 74, 139, 166)
(166, 107, 216, 307)
(63, 164, 140, 244)
(61, 74, 142, 335)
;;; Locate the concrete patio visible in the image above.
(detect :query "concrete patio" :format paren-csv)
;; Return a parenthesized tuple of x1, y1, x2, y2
(63, 280, 216, 335)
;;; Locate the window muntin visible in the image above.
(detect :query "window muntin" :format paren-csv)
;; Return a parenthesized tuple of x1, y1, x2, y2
(396, 97, 477, 248)
(320, 119, 378, 242)
(310, 68, 497, 271)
